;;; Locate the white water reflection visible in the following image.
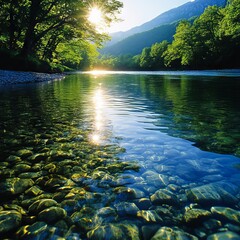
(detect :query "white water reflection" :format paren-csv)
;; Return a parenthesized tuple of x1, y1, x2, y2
(90, 85, 110, 145)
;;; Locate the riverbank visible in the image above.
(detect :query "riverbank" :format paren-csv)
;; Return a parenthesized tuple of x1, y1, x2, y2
(0, 69, 65, 86)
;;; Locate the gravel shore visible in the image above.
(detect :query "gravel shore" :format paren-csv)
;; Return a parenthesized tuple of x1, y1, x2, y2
(0, 69, 65, 86)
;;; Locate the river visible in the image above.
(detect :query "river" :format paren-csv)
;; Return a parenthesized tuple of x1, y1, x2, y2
(0, 70, 240, 239)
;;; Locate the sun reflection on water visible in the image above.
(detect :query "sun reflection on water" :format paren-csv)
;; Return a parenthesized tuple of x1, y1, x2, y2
(90, 87, 106, 145)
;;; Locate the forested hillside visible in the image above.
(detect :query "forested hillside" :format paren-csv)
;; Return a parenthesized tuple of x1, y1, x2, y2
(96, 0, 240, 70)
(105, 0, 227, 50)
(101, 22, 179, 56)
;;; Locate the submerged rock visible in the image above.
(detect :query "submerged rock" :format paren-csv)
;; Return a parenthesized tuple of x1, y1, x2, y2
(115, 202, 139, 216)
(0, 178, 34, 196)
(28, 199, 58, 214)
(211, 206, 240, 225)
(38, 206, 67, 223)
(207, 231, 240, 239)
(151, 227, 198, 240)
(87, 223, 140, 240)
(150, 189, 179, 206)
(184, 208, 211, 223)
(14, 163, 31, 173)
(17, 149, 33, 158)
(0, 210, 22, 234)
(16, 221, 48, 239)
(137, 210, 163, 223)
(186, 182, 238, 205)
(6, 155, 21, 163)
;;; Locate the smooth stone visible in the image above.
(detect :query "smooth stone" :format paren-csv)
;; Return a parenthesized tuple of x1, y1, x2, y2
(6, 155, 21, 163)
(28, 199, 58, 214)
(14, 163, 31, 173)
(49, 150, 75, 161)
(115, 202, 139, 216)
(225, 223, 240, 232)
(142, 225, 162, 240)
(96, 207, 117, 219)
(3, 204, 26, 215)
(0, 210, 22, 234)
(114, 187, 145, 200)
(71, 207, 96, 231)
(203, 219, 222, 230)
(184, 209, 211, 223)
(16, 221, 48, 238)
(0, 178, 34, 196)
(19, 171, 43, 179)
(17, 149, 33, 158)
(21, 194, 53, 208)
(30, 153, 48, 162)
(211, 206, 240, 225)
(207, 231, 240, 239)
(25, 186, 43, 196)
(137, 210, 163, 223)
(151, 227, 198, 240)
(134, 198, 152, 210)
(94, 207, 117, 225)
(143, 171, 169, 188)
(150, 189, 179, 205)
(87, 223, 140, 240)
(38, 207, 67, 223)
(186, 182, 238, 205)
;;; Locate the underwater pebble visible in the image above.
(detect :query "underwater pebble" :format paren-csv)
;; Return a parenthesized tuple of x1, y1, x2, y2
(87, 223, 140, 240)
(150, 189, 179, 206)
(28, 199, 58, 214)
(151, 226, 198, 240)
(184, 208, 211, 223)
(115, 202, 139, 216)
(0, 178, 34, 196)
(0, 210, 22, 234)
(16, 221, 48, 238)
(137, 210, 163, 223)
(211, 206, 240, 225)
(16, 149, 33, 158)
(38, 206, 67, 223)
(207, 231, 240, 239)
(186, 182, 238, 205)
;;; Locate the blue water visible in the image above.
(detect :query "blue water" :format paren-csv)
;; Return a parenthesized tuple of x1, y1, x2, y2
(0, 71, 240, 239)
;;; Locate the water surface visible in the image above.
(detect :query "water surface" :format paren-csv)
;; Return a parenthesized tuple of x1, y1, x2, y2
(0, 71, 240, 239)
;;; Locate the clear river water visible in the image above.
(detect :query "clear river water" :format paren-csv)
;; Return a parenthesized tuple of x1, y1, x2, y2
(0, 70, 240, 239)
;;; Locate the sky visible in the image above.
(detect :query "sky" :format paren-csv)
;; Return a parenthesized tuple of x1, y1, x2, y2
(109, 0, 193, 33)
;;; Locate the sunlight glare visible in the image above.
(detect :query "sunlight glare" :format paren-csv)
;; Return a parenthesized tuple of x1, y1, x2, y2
(88, 7, 103, 25)
(91, 134, 100, 144)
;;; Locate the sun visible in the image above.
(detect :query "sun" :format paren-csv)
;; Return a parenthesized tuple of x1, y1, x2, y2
(88, 7, 103, 25)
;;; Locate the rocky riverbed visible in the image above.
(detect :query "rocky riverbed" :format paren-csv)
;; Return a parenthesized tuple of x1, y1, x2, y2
(0, 70, 64, 85)
(0, 121, 240, 239)
(0, 72, 240, 239)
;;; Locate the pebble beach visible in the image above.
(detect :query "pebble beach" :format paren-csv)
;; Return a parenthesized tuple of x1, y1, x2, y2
(0, 70, 65, 86)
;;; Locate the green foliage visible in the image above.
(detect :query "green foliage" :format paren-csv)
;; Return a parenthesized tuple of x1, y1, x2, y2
(96, 0, 238, 71)
(0, 0, 122, 72)
(162, 0, 240, 69)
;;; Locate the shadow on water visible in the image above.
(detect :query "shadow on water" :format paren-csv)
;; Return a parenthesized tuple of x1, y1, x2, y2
(0, 72, 239, 239)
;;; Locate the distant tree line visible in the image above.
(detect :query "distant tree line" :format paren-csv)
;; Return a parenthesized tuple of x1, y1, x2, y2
(0, 0, 122, 72)
(95, 0, 240, 70)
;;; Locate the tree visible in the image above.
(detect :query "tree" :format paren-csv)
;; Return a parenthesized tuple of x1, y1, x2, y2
(139, 47, 152, 69)
(150, 41, 169, 69)
(0, 0, 123, 71)
(218, 0, 240, 67)
(192, 5, 224, 67)
(163, 20, 194, 67)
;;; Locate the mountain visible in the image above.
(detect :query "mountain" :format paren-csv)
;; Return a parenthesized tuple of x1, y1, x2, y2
(102, 22, 179, 56)
(102, 0, 227, 55)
